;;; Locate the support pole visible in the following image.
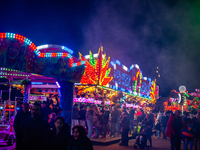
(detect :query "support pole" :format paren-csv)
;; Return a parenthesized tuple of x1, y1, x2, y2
(23, 84, 31, 103)
(58, 80, 74, 125)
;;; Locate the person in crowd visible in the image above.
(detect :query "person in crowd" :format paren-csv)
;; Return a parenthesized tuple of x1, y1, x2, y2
(49, 112, 56, 129)
(149, 111, 155, 124)
(155, 120, 161, 139)
(110, 106, 118, 137)
(156, 111, 163, 124)
(129, 107, 135, 134)
(52, 105, 62, 116)
(78, 104, 86, 127)
(16, 101, 23, 112)
(41, 102, 52, 122)
(142, 114, 153, 147)
(86, 105, 94, 138)
(193, 112, 200, 150)
(136, 108, 142, 123)
(116, 107, 122, 135)
(140, 110, 145, 122)
(67, 125, 93, 150)
(16, 102, 50, 150)
(101, 106, 110, 138)
(181, 122, 195, 150)
(161, 112, 169, 139)
(166, 110, 183, 150)
(100, 103, 105, 114)
(50, 116, 71, 150)
(154, 113, 157, 124)
(72, 103, 79, 128)
(93, 105, 100, 138)
(183, 112, 191, 124)
(119, 112, 130, 146)
(14, 103, 31, 134)
(122, 106, 129, 115)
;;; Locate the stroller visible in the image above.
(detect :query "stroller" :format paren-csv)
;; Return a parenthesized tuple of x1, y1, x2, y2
(133, 125, 149, 149)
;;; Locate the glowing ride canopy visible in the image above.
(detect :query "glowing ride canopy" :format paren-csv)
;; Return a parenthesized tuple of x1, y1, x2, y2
(0, 32, 85, 83)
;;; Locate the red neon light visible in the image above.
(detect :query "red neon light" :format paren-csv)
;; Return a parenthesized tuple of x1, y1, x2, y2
(62, 53, 68, 57)
(5, 109, 15, 112)
(77, 62, 81, 66)
(69, 58, 73, 67)
(0, 33, 6, 38)
(52, 53, 57, 57)
(39, 53, 45, 57)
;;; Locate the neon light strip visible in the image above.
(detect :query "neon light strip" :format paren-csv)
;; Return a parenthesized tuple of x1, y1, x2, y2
(37, 44, 74, 55)
(96, 85, 150, 100)
(0, 33, 37, 53)
(56, 81, 60, 88)
(134, 71, 142, 95)
(0, 33, 75, 58)
(38, 52, 72, 58)
(72, 61, 85, 67)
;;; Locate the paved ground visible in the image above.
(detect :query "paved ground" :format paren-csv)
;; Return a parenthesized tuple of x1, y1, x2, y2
(0, 136, 190, 150)
(93, 136, 185, 150)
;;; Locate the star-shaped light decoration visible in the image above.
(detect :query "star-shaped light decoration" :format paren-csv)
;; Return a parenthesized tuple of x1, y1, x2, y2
(79, 46, 113, 86)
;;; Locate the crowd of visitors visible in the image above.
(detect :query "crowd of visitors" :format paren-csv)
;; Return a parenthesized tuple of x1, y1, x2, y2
(14, 102, 93, 150)
(13, 101, 200, 150)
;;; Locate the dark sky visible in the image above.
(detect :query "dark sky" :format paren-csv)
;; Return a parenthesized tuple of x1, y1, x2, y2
(0, 0, 200, 97)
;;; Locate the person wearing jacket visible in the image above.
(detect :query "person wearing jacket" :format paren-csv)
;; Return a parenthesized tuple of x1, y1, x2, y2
(67, 125, 93, 150)
(155, 120, 161, 139)
(93, 105, 100, 138)
(14, 103, 31, 134)
(78, 104, 86, 127)
(49, 116, 71, 150)
(72, 104, 79, 128)
(129, 107, 135, 133)
(142, 114, 153, 147)
(110, 106, 118, 137)
(119, 112, 130, 146)
(86, 105, 94, 138)
(166, 110, 183, 150)
(156, 111, 163, 123)
(161, 112, 169, 139)
(101, 106, 110, 138)
(16, 102, 50, 150)
(49, 112, 56, 129)
(193, 112, 200, 150)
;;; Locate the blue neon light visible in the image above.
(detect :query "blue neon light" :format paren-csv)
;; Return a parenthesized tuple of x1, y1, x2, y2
(112, 70, 131, 86)
(129, 65, 134, 70)
(116, 60, 121, 65)
(62, 46, 73, 54)
(110, 61, 115, 67)
(31, 82, 43, 84)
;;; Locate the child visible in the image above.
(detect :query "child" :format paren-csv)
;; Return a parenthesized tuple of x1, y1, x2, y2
(155, 120, 161, 139)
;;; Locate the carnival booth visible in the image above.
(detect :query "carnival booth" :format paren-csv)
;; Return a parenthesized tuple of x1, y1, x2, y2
(0, 32, 85, 124)
(163, 87, 200, 112)
(73, 46, 159, 110)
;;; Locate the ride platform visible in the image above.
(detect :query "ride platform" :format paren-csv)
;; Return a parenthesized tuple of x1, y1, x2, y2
(91, 134, 134, 146)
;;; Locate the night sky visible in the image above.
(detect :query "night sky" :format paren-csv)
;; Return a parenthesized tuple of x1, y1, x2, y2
(0, 0, 200, 97)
